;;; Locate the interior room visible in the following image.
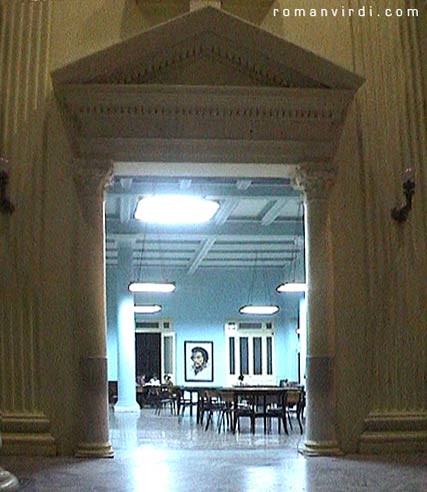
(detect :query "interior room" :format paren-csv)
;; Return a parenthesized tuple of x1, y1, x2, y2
(105, 174, 307, 392)
(1, 0, 427, 491)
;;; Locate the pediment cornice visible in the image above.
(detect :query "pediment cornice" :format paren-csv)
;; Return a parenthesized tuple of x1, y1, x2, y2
(53, 7, 363, 166)
(85, 32, 324, 88)
(52, 7, 363, 91)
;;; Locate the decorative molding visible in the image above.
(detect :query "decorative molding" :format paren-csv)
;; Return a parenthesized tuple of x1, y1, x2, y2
(293, 164, 337, 200)
(55, 85, 354, 163)
(73, 159, 114, 224)
(52, 7, 362, 165)
(359, 412, 427, 453)
(88, 33, 323, 89)
(1, 413, 56, 456)
(51, 7, 363, 90)
(74, 442, 114, 459)
(73, 159, 114, 198)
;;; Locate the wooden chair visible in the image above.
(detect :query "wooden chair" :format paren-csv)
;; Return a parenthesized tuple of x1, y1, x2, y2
(201, 389, 226, 431)
(152, 385, 176, 415)
(233, 394, 256, 434)
(265, 391, 288, 434)
(217, 390, 235, 433)
(286, 389, 304, 434)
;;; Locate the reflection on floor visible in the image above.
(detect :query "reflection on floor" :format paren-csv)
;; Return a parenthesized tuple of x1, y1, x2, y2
(1, 409, 427, 491)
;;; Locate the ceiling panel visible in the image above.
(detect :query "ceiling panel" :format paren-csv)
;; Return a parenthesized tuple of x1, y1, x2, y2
(105, 176, 304, 273)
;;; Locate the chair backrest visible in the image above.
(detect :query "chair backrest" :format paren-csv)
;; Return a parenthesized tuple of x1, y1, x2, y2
(286, 389, 302, 408)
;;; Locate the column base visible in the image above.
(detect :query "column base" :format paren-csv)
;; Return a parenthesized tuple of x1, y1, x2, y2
(0, 413, 56, 456)
(359, 412, 427, 453)
(0, 468, 19, 492)
(299, 439, 344, 457)
(114, 403, 140, 413)
(75, 442, 114, 458)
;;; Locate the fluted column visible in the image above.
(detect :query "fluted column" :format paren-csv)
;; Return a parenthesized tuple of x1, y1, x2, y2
(73, 159, 114, 458)
(115, 241, 140, 412)
(295, 164, 342, 456)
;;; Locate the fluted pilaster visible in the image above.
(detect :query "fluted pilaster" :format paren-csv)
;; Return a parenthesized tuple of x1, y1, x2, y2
(0, 0, 55, 458)
(348, 0, 427, 452)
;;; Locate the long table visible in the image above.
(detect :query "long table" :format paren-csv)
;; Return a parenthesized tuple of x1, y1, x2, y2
(177, 385, 304, 434)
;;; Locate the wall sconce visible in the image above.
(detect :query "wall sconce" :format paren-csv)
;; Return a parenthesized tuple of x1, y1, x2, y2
(391, 167, 415, 223)
(0, 157, 15, 214)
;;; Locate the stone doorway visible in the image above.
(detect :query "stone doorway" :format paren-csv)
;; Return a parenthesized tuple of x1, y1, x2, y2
(52, 6, 362, 457)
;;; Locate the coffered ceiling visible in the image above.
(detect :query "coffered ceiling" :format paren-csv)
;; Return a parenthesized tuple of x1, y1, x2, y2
(105, 175, 304, 274)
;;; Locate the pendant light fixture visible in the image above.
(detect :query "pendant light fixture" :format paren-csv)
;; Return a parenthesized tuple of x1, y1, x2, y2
(238, 251, 280, 316)
(128, 216, 175, 295)
(276, 202, 306, 294)
(239, 304, 279, 315)
(129, 281, 175, 293)
(134, 304, 162, 314)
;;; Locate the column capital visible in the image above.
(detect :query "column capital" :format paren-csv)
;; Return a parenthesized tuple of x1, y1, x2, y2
(293, 164, 337, 200)
(73, 158, 114, 198)
(73, 158, 114, 224)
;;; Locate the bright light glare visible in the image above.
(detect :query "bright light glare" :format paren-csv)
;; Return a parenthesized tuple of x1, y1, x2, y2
(128, 282, 176, 293)
(134, 195, 219, 224)
(134, 304, 162, 314)
(276, 283, 307, 293)
(239, 305, 280, 315)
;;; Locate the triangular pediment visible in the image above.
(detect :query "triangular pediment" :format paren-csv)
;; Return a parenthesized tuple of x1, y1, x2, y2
(52, 7, 362, 90)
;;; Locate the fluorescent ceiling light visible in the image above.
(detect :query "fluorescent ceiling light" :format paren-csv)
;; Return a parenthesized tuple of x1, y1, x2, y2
(128, 282, 176, 293)
(134, 195, 219, 224)
(239, 305, 280, 315)
(134, 304, 162, 314)
(276, 283, 307, 293)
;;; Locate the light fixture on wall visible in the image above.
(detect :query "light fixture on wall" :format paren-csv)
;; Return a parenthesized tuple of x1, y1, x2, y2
(391, 167, 416, 223)
(134, 195, 219, 224)
(238, 252, 280, 316)
(0, 156, 15, 214)
(134, 304, 162, 314)
(276, 202, 305, 294)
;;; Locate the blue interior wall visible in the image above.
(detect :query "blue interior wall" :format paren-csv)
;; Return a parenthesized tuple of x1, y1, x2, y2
(106, 266, 303, 385)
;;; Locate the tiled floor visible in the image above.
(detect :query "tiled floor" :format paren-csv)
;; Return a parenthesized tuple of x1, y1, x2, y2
(1, 409, 427, 491)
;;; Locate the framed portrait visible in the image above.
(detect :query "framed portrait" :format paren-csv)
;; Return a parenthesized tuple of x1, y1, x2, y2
(184, 341, 213, 382)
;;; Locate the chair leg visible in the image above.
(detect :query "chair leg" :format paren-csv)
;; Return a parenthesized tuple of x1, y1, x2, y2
(282, 412, 289, 435)
(205, 411, 213, 431)
(296, 409, 303, 434)
(287, 410, 294, 430)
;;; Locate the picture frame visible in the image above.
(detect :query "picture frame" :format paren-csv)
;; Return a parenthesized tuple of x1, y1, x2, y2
(184, 341, 214, 382)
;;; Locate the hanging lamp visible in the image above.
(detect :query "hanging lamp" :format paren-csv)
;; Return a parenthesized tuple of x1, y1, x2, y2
(276, 202, 306, 294)
(238, 251, 279, 316)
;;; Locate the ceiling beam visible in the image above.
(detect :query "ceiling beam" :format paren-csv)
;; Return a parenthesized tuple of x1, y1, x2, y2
(187, 237, 216, 275)
(106, 219, 304, 238)
(236, 179, 252, 190)
(106, 183, 299, 200)
(261, 198, 289, 226)
(214, 197, 239, 225)
(119, 196, 137, 223)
